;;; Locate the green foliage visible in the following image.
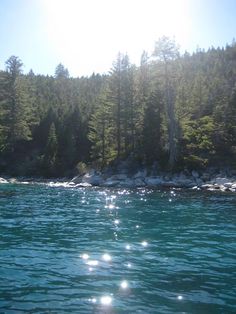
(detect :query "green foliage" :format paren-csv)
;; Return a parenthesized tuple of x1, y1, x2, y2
(0, 40, 236, 176)
(181, 116, 216, 169)
(42, 122, 58, 176)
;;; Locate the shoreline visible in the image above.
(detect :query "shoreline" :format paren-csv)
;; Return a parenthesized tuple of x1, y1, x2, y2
(1, 168, 236, 192)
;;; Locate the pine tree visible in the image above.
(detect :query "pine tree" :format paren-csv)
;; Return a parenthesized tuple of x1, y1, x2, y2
(2, 56, 32, 152)
(153, 37, 180, 169)
(43, 122, 58, 176)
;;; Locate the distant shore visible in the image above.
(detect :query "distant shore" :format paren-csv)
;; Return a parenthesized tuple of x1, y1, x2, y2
(1, 168, 236, 192)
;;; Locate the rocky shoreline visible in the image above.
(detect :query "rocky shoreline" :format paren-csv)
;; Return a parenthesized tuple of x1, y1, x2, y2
(1, 168, 236, 192)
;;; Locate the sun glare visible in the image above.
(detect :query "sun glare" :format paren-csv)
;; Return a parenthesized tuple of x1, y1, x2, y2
(43, 0, 190, 76)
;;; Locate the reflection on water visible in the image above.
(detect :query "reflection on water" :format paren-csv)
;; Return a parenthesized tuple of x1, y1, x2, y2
(0, 184, 236, 313)
(100, 295, 112, 306)
(141, 240, 148, 247)
(81, 253, 89, 260)
(86, 260, 99, 266)
(120, 280, 128, 289)
(102, 253, 112, 262)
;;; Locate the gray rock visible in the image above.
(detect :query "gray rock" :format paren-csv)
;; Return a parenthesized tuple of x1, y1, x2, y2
(195, 178, 203, 186)
(0, 177, 8, 184)
(201, 172, 211, 182)
(192, 170, 199, 178)
(118, 179, 134, 187)
(201, 184, 214, 190)
(71, 175, 82, 184)
(192, 186, 200, 190)
(109, 174, 128, 181)
(161, 181, 178, 188)
(134, 178, 146, 187)
(213, 177, 231, 186)
(76, 182, 92, 187)
(133, 170, 147, 179)
(145, 177, 163, 186)
(82, 173, 103, 186)
(103, 179, 120, 187)
(223, 182, 232, 188)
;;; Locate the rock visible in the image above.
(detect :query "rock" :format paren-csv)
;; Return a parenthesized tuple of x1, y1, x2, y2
(177, 179, 195, 188)
(213, 177, 230, 186)
(118, 179, 134, 187)
(0, 177, 8, 184)
(201, 184, 214, 190)
(134, 178, 146, 187)
(192, 186, 200, 190)
(145, 177, 163, 186)
(161, 181, 178, 188)
(103, 179, 120, 187)
(223, 182, 232, 188)
(192, 170, 199, 178)
(201, 172, 211, 182)
(76, 182, 92, 187)
(231, 183, 236, 189)
(133, 170, 147, 179)
(195, 178, 203, 186)
(71, 175, 82, 184)
(82, 173, 103, 186)
(108, 174, 128, 181)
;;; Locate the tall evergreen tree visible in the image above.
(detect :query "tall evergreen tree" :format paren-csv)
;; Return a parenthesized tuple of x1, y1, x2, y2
(153, 37, 180, 169)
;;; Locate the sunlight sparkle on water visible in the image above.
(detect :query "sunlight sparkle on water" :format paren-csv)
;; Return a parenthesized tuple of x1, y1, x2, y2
(120, 280, 128, 289)
(100, 295, 112, 306)
(81, 253, 89, 260)
(86, 260, 99, 266)
(126, 244, 131, 250)
(177, 295, 183, 300)
(141, 241, 148, 247)
(102, 253, 112, 262)
(108, 204, 115, 209)
(114, 219, 120, 225)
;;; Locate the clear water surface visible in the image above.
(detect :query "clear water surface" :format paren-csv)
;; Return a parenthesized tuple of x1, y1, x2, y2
(0, 183, 236, 313)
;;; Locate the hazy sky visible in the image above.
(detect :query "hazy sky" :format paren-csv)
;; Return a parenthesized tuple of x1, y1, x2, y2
(0, 0, 235, 77)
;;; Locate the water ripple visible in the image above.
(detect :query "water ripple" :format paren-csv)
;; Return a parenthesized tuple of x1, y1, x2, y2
(0, 184, 236, 313)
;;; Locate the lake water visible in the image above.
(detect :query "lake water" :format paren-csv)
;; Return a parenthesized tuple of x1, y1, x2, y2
(0, 183, 236, 313)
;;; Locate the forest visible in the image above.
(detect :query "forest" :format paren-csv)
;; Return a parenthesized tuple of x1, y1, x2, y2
(0, 37, 236, 178)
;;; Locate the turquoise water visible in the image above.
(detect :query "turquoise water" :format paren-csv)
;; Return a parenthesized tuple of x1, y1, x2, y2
(0, 184, 236, 313)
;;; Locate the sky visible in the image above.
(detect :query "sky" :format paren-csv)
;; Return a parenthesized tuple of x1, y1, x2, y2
(0, 0, 235, 77)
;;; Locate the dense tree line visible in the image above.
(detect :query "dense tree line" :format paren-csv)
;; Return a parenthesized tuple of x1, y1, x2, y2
(0, 37, 236, 177)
